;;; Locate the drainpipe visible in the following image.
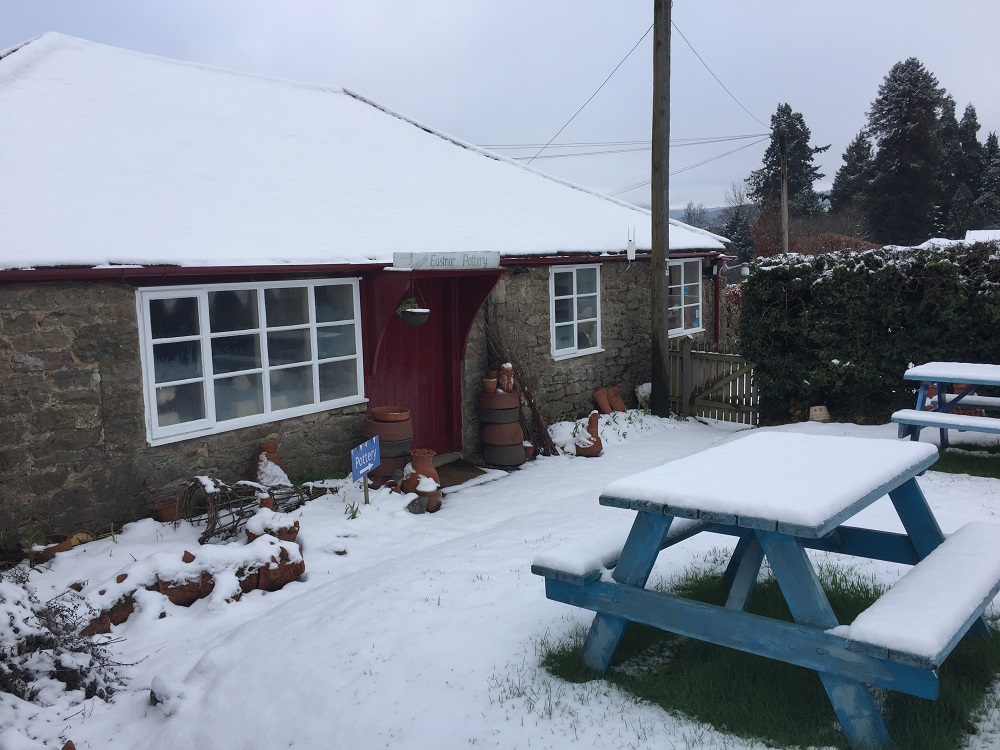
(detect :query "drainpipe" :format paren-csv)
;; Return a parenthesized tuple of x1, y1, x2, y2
(714, 255, 737, 344)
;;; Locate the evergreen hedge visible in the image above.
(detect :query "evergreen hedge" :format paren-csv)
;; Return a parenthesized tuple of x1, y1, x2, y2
(738, 242, 1000, 424)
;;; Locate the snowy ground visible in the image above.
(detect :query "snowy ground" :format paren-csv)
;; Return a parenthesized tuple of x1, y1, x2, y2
(3, 415, 1000, 750)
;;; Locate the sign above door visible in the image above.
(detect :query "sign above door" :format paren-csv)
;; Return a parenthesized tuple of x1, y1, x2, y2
(392, 251, 500, 271)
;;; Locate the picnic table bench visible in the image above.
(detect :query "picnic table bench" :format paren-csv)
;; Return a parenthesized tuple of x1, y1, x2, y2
(893, 362, 1000, 448)
(531, 433, 1000, 750)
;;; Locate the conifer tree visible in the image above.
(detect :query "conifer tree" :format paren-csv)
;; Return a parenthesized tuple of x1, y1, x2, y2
(829, 131, 874, 213)
(974, 132, 1000, 229)
(748, 103, 829, 218)
(864, 58, 945, 244)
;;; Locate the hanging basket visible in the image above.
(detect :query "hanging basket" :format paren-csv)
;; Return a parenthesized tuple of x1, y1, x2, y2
(400, 307, 430, 327)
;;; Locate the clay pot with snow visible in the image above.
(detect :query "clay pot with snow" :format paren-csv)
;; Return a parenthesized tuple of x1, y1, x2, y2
(575, 412, 604, 457)
(408, 448, 439, 484)
(498, 363, 515, 393)
(257, 545, 305, 592)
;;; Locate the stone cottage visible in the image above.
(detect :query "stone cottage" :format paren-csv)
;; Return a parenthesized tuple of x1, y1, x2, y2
(0, 33, 729, 547)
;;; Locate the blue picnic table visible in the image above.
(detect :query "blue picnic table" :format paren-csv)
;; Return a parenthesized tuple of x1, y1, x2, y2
(532, 432, 1000, 750)
(893, 361, 1000, 448)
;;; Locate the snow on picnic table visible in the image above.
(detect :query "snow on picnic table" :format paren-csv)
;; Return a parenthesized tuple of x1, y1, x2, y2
(4, 417, 1000, 750)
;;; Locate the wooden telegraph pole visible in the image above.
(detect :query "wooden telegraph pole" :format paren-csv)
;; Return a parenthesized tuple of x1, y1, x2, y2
(650, 0, 672, 416)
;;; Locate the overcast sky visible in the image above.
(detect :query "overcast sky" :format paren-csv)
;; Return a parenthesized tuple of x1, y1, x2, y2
(3, 1, 999, 210)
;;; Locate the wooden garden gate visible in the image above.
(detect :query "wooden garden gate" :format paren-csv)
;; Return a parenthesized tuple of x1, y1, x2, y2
(669, 339, 758, 425)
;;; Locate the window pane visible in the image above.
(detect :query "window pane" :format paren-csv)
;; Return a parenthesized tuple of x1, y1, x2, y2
(577, 294, 597, 321)
(668, 309, 681, 330)
(684, 284, 700, 304)
(553, 271, 573, 297)
(668, 289, 681, 309)
(265, 287, 309, 327)
(153, 341, 202, 383)
(684, 261, 700, 284)
(317, 325, 356, 359)
(209, 289, 258, 332)
(155, 382, 205, 426)
(576, 268, 597, 295)
(668, 265, 680, 286)
(554, 324, 574, 351)
(319, 360, 358, 401)
(149, 297, 199, 339)
(315, 285, 354, 323)
(577, 321, 598, 350)
(685, 305, 700, 330)
(212, 334, 261, 374)
(554, 298, 573, 324)
(214, 374, 264, 421)
(270, 365, 314, 410)
(267, 329, 311, 366)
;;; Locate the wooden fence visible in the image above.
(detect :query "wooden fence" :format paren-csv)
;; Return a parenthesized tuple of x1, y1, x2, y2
(669, 339, 759, 426)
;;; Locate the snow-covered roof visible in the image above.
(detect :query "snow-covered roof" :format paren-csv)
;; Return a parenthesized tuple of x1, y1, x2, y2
(0, 33, 727, 272)
(965, 230, 1000, 243)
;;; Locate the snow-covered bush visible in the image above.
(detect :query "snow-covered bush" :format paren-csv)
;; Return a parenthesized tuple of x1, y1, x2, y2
(0, 566, 121, 704)
(740, 242, 1000, 423)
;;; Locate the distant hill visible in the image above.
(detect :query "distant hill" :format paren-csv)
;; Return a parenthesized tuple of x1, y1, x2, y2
(628, 200, 727, 226)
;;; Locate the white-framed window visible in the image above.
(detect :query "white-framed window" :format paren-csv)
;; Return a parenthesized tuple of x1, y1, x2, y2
(550, 264, 602, 359)
(668, 259, 703, 337)
(136, 278, 364, 445)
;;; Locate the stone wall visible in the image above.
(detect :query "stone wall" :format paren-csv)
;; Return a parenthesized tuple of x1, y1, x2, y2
(0, 281, 365, 550)
(482, 260, 651, 423)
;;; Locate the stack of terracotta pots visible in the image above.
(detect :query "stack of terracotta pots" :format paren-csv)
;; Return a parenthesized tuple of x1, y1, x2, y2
(480, 369, 526, 467)
(364, 406, 412, 481)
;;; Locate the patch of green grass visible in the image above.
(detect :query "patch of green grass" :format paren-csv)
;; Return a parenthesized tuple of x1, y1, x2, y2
(541, 560, 1000, 749)
(933, 441, 1000, 479)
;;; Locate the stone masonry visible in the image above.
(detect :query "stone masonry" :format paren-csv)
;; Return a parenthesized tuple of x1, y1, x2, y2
(474, 258, 722, 424)
(0, 281, 364, 550)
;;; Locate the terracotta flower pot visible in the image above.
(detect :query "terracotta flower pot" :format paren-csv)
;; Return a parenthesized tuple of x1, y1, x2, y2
(482, 421, 524, 446)
(259, 442, 284, 468)
(422, 490, 442, 513)
(485, 370, 499, 380)
(371, 405, 410, 423)
(409, 448, 439, 484)
(498, 364, 515, 393)
(483, 378, 498, 394)
(593, 388, 612, 414)
(152, 499, 180, 523)
(523, 443, 535, 460)
(607, 386, 627, 412)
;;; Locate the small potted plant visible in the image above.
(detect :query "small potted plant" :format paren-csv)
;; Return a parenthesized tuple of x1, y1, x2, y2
(396, 297, 430, 327)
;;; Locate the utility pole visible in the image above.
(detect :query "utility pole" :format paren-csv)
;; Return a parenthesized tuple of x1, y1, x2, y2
(780, 125, 789, 254)
(650, 0, 671, 416)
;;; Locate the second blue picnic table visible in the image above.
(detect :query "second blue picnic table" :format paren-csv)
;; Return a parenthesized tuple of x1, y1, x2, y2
(892, 361, 1000, 448)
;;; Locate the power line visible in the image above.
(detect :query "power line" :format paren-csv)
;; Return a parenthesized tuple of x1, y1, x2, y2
(508, 134, 769, 161)
(671, 20, 767, 129)
(607, 137, 768, 197)
(525, 22, 653, 166)
(484, 135, 767, 149)
(483, 133, 768, 151)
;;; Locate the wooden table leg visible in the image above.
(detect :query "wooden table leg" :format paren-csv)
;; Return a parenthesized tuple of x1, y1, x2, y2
(890, 478, 990, 636)
(759, 531, 893, 750)
(724, 532, 764, 611)
(582, 512, 674, 672)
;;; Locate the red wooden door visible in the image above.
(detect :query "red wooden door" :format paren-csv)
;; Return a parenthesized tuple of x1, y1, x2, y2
(368, 278, 457, 454)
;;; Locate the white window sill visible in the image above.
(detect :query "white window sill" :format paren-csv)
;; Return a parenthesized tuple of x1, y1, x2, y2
(552, 347, 605, 362)
(668, 327, 705, 339)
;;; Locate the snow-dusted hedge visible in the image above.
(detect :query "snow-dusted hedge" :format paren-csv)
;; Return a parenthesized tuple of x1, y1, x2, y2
(739, 242, 1000, 424)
